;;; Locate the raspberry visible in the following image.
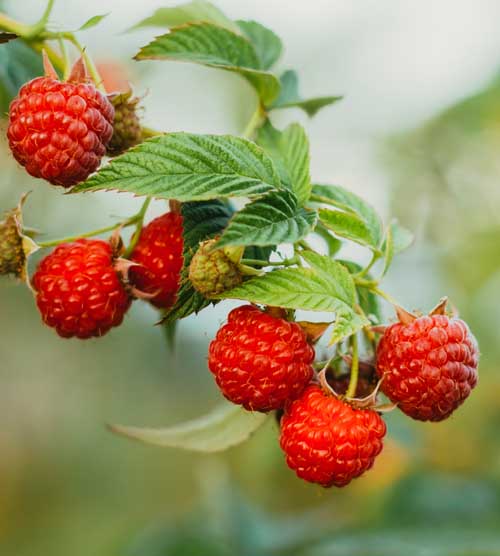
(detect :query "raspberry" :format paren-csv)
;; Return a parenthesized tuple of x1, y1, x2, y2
(208, 305, 314, 412)
(106, 91, 142, 156)
(188, 238, 243, 298)
(376, 314, 479, 421)
(32, 239, 131, 339)
(280, 385, 386, 487)
(129, 212, 184, 309)
(7, 74, 114, 187)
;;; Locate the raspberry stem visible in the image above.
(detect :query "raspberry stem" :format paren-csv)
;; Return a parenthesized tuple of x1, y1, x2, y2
(240, 257, 298, 268)
(242, 104, 266, 139)
(38, 199, 152, 249)
(123, 197, 152, 258)
(345, 334, 359, 398)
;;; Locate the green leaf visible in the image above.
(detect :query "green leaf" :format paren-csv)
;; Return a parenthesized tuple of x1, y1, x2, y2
(72, 133, 281, 201)
(329, 311, 368, 346)
(271, 70, 342, 116)
(313, 222, 342, 257)
(77, 13, 109, 31)
(382, 219, 414, 277)
(135, 22, 280, 105)
(256, 121, 311, 206)
(312, 184, 383, 248)
(218, 252, 358, 316)
(236, 20, 282, 70)
(163, 200, 233, 323)
(319, 208, 376, 249)
(341, 261, 381, 323)
(299, 251, 355, 305)
(109, 400, 269, 452)
(0, 41, 43, 114)
(216, 189, 317, 249)
(129, 1, 240, 33)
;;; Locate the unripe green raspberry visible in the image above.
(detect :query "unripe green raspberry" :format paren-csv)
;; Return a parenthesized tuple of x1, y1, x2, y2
(107, 91, 142, 156)
(188, 239, 243, 298)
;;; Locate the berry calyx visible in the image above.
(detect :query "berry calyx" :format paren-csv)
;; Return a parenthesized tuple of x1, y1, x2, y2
(189, 238, 243, 298)
(376, 301, 479, 421)
(208, 305, 314, 412)
(129, 212, 184, 309)
(32, 239, 131, 339)
(280, 385, 386, 487)
(106, 91, 142, 156)
(7, 57, 114, 187)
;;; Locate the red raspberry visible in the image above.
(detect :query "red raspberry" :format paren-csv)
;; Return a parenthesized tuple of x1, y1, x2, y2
(208, 305, 314, 412)
(376, 314, 479, 421)
(280, 385, 386, 487)
(32, 239, 131, 339)
(129, 213, 184, 309)
(7, 76, 114, 187)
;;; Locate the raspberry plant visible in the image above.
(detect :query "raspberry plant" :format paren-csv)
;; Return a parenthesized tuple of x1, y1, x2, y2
(0, 1, 479, 488)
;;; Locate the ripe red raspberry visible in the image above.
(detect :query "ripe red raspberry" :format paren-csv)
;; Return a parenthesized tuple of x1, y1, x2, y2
(32, 239, 131, 339)
(208, 305, 314, 412)
(129, 212, 184, 309)
(376, 314, 479, 421)
(7, 75, 114, 187)
(280, 385, 386, 487)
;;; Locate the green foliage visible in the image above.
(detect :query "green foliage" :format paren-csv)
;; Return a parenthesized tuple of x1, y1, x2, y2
(129, 0, 239, 33)
(271, 69, 342, 116)
(257, 120, 311, 206)
(236, 20, 282, 70)
(109, 400, 269, 452)
(216, 189, 317, 249)
(73, 133, 281, 200)
(163, 200, 232, 323)
(77, 13, 109, 31)
(312, 183, 383, 248)
(135, 22, 280, 105)
(0, 40, 43, 113)
(382, 219, 414, 276)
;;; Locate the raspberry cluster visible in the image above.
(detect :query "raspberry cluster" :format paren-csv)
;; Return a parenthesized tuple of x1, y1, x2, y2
(207, 301, 479, 488)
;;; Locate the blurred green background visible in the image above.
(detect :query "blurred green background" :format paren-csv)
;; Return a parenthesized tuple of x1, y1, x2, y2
(1, 1, 500, 555)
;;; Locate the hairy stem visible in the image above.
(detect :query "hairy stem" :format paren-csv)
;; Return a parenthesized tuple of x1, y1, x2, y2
(241, 256, 298, 268)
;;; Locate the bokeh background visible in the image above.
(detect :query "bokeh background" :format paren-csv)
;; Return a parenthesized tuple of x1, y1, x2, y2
(1, 1, 500, 555)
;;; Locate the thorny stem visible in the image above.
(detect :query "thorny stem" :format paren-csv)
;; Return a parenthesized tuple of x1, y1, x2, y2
(123, 197, 152, 258)
(345, 335, 359, 398)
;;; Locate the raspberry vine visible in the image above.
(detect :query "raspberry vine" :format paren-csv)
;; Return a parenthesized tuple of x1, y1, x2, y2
(0, 1, 479, 488)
